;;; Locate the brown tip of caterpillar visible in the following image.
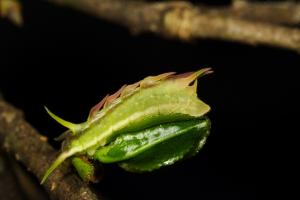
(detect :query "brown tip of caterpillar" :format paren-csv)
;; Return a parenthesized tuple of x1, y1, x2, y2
(104, 84, 127, 108)
(140, 72, 176, 88)
(120, 82, 140, 97)
(88, 95, 109, 121)
(175, 68, 213, 86)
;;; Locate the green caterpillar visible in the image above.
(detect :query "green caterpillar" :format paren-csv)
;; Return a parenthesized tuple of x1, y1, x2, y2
(41, 68, 212, 183)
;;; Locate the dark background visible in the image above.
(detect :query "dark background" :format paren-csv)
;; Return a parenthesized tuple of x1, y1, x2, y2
(1, 0, 299, 199)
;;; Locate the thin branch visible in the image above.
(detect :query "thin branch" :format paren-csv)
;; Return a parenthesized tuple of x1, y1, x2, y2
(228, 0, 300, 25)
(46, 0, 300, 52)
(0, 0, 23, 26)
(0, 100, 99, 200)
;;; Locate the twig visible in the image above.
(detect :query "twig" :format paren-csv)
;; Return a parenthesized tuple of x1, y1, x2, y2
(0, 0, 23, 26)
(45, 0, 300, 52)
(227, 0, 300, 25)
(0, 100, 99, 200)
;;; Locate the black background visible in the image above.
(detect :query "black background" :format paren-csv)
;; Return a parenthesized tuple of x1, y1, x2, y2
(1, 0, 299, 199)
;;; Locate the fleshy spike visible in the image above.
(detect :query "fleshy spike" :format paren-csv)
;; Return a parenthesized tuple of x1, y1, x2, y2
(190, 79, 198, 92)
(45, 106, 81, 134)
(40, 151, 72, 184)
(120, 82, 140, 97)
(54, 130, 72, 141)
(104, 85, 127, 108)
(178, 68, 213, 86)
(140, 72, 176, 88)
(88, 94, 109, 121)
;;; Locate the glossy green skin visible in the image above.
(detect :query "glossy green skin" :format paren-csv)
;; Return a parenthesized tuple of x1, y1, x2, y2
(41, 69, 212, 183)
(73, 117, 210, 180)
(95, 118, 210, 170)
(72, 80, 209, 156)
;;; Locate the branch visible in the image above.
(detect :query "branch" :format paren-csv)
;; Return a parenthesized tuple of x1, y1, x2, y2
(226, 0, 300, 25)
(0, 100, 99, 200)
(45, 0, 300, 52)
(0, 0, 23, 26)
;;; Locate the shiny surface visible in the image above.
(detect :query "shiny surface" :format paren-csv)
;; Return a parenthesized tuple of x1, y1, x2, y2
(118, 118, 210, 172)
(95, 118, 210, 166)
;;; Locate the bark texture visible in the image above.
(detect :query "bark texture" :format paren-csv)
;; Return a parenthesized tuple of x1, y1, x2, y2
(0, 100, 99, 200)
(45, 0, 300, 52)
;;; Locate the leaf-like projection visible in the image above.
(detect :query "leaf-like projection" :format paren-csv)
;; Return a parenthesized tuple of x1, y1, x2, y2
(94, 118, 210, 172)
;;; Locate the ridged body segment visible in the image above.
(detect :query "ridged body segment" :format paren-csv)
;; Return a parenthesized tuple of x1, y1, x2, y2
(74, 80, 209, 155)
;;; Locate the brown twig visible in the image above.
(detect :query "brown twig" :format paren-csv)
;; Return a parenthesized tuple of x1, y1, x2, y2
(0, 0, 23, 26)
(224, 0, 300, 25)
(45, 0, 300, 52)
(0, 100, 99, 200)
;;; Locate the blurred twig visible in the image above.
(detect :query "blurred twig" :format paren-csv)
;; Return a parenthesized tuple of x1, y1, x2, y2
(0, 99, 99, 200)
(218, 0, 300, 25)
(45, 0, 300, 52)
(2, 0, 300, 51)
(0, 0, 23, 26)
